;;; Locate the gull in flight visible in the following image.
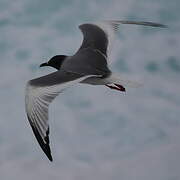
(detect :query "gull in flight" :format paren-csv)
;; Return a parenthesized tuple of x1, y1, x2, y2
(25, 20, 166, 161)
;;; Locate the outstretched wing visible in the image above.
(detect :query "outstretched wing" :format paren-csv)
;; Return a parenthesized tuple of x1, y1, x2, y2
(78, 23, 108, 56)
(78, 20, 166, 58)
(25, 70, 99, 161)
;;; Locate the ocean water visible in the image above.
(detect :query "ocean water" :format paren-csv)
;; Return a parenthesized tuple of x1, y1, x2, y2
(0, 0, 180, 180)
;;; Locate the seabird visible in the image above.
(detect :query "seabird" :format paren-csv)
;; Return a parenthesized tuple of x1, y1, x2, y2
(25, 20, 166, 161)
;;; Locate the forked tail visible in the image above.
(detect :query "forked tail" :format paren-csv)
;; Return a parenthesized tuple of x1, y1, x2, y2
(105, 72, 142, 92)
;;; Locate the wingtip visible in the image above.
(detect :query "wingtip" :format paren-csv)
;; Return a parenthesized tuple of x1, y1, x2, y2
(43, 143, 53, 162)
(47, 153, 53, 162)
(28, 120, 53, 162)
(159, 24, 168, 28)
(40, 130, 53, 162)
(148, 23, 168, 28)
(101, 20, 168, 28)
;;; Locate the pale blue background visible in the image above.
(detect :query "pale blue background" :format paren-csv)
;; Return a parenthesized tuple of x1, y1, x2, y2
(0, 0, 180, 180)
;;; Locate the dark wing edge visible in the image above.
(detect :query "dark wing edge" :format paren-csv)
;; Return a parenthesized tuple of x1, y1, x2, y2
(28, 115, 53, 161)
(25, 71, 100, 161)
(104, 20, 167, 28)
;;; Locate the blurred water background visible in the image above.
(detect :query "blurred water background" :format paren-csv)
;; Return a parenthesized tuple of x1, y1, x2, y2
(0, 0, 180, 179)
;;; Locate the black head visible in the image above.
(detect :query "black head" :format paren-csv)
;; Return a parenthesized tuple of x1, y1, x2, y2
(40, 55, 67, 70)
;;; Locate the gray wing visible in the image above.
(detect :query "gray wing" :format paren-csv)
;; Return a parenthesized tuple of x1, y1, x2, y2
(25, 70, 99, 161)
(78, 20, 166, 58)
(79, 23, 108, 56)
